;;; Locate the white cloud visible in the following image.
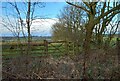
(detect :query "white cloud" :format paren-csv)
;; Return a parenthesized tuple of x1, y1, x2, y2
(30, 18, 58, 36)
(1, 18, 58, 36)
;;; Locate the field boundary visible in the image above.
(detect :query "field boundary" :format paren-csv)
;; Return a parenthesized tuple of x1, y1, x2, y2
(2, 40, 79, 57)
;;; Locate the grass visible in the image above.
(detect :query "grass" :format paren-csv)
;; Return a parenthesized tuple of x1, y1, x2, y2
(1, 41, 67, 59)
(1, 36, 118, 59)
(0, 37, 117, 55)
(2, 38, 119, 79)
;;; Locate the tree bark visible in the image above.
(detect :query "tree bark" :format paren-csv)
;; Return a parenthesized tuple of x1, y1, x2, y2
(83, 24, 93, 78)
(25, 0, 31, 77)
(26, 0, 31, 55)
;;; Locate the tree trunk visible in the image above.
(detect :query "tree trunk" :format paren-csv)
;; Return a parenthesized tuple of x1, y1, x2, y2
(97, 34, 103, 49)
(27, 1, 31, 55)
(25, 0, 31, 77)
(117, 38, 120, 66)
(83, 25, 93, 78)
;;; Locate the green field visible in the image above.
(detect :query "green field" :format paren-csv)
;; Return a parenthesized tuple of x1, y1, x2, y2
(1, 36, 119, 79)
(2, 41, 68, 59)
(1, 36, 118, 59)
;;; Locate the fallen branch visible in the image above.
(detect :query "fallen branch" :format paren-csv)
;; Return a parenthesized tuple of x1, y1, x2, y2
(33, 72, 42, 79)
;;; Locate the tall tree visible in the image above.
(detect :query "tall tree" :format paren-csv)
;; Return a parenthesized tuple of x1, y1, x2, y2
(66, 1, 120, 78)
(66, 1, 120, 53)
(52, 4, 86, 44)
(52, 4, 86, 54)
(2, 0, 45, 55)
(2, 1, 45, 76)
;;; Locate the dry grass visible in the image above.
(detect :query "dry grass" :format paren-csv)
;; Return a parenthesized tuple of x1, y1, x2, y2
(2, 48, 119, 79)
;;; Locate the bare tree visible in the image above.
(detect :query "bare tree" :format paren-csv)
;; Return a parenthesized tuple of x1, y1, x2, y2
(52, 4, 86, 41)
(104, 20, 120, 49)
(2, 0, 45, 55)
(66, 1, 120, 78)
(2, 0, 45, 77)
(52, 4, 86, 54)
(66, 1, 120, 52)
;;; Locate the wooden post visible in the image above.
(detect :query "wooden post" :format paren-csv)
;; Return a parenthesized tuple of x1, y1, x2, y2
(44, 40, 48, 54)
(64, 41, 69, 55)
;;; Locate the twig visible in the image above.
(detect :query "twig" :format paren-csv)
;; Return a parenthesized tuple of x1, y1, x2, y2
(33, 72, 42, 79)
(2, 71, 26, 79)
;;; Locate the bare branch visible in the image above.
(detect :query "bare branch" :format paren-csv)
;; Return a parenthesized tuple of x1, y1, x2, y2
(97, 4, 120, 21)
(66, 1, 90, 14)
